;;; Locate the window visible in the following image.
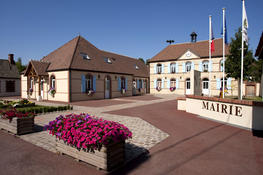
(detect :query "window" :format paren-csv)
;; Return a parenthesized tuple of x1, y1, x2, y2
(135, 65, 139, 70)
(220, 60, 224, 72)
(202, 78, 209, 89)
(50, 75, 56, 89)
(139, 79, 143, 89)
(121, 77, 126, 89)
(170, 78, 176, 88)
(157, 64, 162, 74)
(186, 78, 190, 89)
(86, 74, 93, 91)
(104, 57, 112, 64)
(30, 77, 34, 89)
(202, 61, 209, 72)
(170, 63, 176, 73)
(221, 78, 227, 89)
(157, 78, 162, 88)
(80, 52, 90, 60)
(186, 62, 191, 72)
(6, 81, 15, 92)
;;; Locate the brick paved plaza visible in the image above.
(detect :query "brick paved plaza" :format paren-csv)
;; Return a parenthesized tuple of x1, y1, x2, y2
(0, 94, 263, 175)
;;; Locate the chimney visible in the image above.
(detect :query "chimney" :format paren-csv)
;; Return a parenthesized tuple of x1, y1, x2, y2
(8, 54, 15, 64)
(190, 32, 197, 42)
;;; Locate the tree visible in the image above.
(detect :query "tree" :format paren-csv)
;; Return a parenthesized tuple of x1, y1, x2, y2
(225, 27, 255, 98)
(16, 57, 27, 73)
(138, 58, 145, 64)
(145, 59, 150, 65)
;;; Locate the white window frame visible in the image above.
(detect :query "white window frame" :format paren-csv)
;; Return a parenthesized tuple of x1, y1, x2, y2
(186, 78, 191, 89)
(170, 63, 176, 73)
(202, 61, 209, 72)
(170, 79, 176, 88)
(157, 64, 162, 74)
(186, 62, 191, 72)
(157, 79, 162, 88)
(202, 78, 209, 89)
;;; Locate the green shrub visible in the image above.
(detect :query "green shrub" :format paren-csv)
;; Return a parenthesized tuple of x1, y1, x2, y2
(44, 107, 48, 113)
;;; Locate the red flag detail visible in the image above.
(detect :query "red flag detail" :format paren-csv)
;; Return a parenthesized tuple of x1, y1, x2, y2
(211, 40, 215, 53)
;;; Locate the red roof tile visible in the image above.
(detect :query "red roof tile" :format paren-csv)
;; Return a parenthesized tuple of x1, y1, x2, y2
(149, 38, 229, 62)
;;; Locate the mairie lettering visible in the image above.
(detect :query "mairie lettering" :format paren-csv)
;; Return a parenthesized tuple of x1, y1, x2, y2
(202, 101, 242, 117)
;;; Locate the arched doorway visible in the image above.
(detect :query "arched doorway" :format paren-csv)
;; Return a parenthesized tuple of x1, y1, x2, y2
(104, 75, 111, 99)
(202, 78, 209, 95)
(185, 78, 191, 94)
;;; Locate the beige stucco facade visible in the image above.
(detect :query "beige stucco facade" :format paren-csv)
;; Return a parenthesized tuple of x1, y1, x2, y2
(150, 51, 260, 97)
(21, 70, 148, 102)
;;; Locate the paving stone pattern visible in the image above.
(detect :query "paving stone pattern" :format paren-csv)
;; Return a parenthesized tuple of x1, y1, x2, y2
(16, 95, 180, 164)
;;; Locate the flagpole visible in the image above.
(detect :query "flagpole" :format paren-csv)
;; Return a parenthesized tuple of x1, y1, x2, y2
(223, 8, 226, 99)
(240, 0, 245, 100)
(209, 15, 212, 97)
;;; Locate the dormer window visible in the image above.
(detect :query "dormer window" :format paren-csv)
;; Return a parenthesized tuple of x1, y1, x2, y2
(104, 57, 112, 64)
(80, 52, 90, 60)
(135, 65, 139, 70)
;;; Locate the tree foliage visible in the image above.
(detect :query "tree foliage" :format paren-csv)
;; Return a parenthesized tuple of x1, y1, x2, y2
(138, 58, 145, 64)
(225, 27, 255, 81)
(16, 57, 27, 73)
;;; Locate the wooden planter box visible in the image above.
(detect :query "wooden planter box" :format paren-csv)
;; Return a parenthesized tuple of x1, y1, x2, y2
(0, 116, 35, 135)
(56, 139, 125, 171)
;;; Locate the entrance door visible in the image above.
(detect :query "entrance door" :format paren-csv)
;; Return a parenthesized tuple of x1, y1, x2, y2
(132, 80, 136, 95)
(40, 79, 44, 99)
(202, 78, 209, 96)
(104, 76, 111, 99)
(186, 78, 191, 95)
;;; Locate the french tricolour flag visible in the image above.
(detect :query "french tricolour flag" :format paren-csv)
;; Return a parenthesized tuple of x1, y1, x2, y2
(211, 25, 215, 53)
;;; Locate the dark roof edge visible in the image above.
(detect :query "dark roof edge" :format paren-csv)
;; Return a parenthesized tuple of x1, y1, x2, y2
(0, 77, 20, 79)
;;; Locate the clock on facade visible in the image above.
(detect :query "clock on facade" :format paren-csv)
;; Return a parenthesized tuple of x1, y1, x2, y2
(186, 51, 192, 57)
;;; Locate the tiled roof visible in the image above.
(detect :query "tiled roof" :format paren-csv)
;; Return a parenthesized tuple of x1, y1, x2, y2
(40, 36, 148, 77)
(149, 38, 229, 62)
(0, 59, 20, 79)
(30, 60, 50, 76)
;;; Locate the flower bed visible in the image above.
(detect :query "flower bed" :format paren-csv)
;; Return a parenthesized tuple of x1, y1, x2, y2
(0, 99, 35, 109)
(0, 109, 35, 135)
(45, 113, 132, 171)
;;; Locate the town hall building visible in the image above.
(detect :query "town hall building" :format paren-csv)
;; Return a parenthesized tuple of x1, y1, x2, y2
(148, 33, 260, 97)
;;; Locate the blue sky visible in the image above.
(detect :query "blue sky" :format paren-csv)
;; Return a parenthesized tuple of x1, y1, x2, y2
(0, 0, 262, 64)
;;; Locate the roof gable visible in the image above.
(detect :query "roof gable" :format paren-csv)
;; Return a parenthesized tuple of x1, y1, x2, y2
(177, 50, 200, 60)
(24, 60, 50, 76)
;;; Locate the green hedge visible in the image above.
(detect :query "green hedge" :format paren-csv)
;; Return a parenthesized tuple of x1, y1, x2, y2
(16, 105, 73, 114)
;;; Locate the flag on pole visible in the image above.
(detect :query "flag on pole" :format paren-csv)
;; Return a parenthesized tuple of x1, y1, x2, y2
(221, 16, 228, 44)
(242, 0, 249, 45)
(211, 22, 215, 53)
